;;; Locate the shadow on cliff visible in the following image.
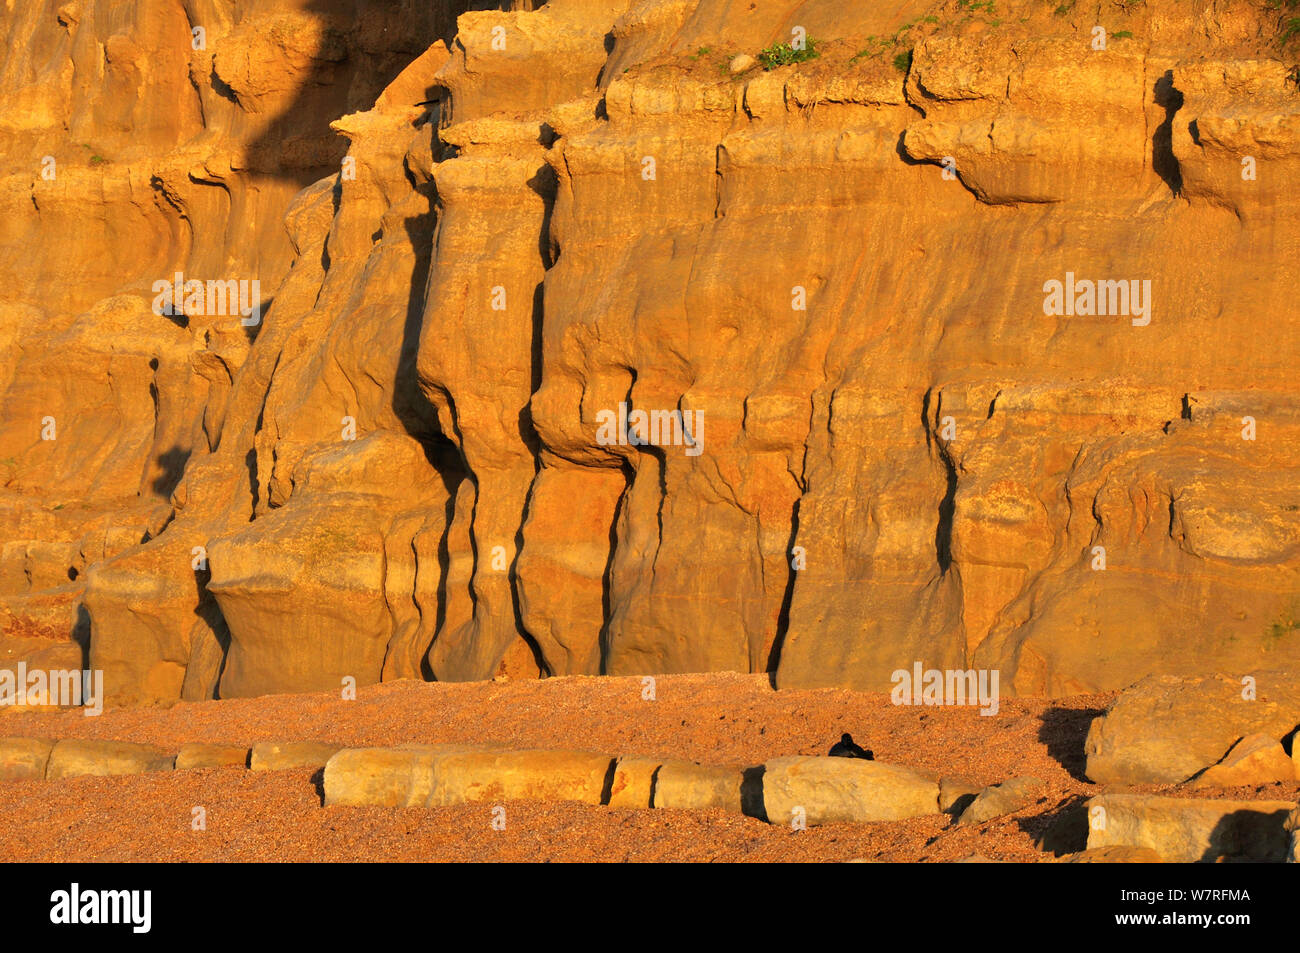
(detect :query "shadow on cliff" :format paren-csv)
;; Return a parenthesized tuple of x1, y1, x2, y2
(135, 2, 510, 696)
(1152, 70, 1184, 196)
(151, 445, 191, 497)
(240, 1, 520, 196)
(768, 497, 800, 675)
(921, 387, 957, 574)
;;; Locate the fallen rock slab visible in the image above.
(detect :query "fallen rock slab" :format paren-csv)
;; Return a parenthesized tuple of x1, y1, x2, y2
(324, 745, 468, 807)
(427, 749, 614, 807)
(0, 737, 55, 780)
(651, 760, 746, 813)
(607, 756, 661, 809)
(762, 756, 939, 826)
(45, 739, 175, 779)
(250, 741, 342, 771)
(1052, 846, 1164, 863)
(1193, 733, 1295, 788)
(176, 743, 250, 770)
(1087, 793, 1294, 863)
(1084, 672, 1300, 785)
(957, 776, 1046, 826)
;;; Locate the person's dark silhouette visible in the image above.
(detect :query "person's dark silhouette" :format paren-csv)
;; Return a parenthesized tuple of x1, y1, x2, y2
(828, 733, 873, 760)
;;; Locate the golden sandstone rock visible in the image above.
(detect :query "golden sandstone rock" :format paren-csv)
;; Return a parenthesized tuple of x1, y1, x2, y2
(175, 743, 251, 770)
(761, 756, 939, 825)
(323, 743, 938, 826)
(249, 741, 342, 771)
(1084, 673, 1300, 784)
(1086, 794, 1295, 863)
(324, 745, 471, 808)
(425, 748, 615, 806)
(649, 760, 748, 813)
(1193, 732, 1297, 788)
(44, 739, 175, 779)
(0, 737, 55, 780)
(607, 755, 663, 809)
(0, 0, 1298, 703)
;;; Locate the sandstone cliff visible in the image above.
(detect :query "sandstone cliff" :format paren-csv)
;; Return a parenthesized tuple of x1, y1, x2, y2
(1, 0, 1298, 705)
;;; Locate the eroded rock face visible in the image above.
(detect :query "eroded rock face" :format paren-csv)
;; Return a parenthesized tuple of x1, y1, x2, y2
(2, 0, 1300, 704)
